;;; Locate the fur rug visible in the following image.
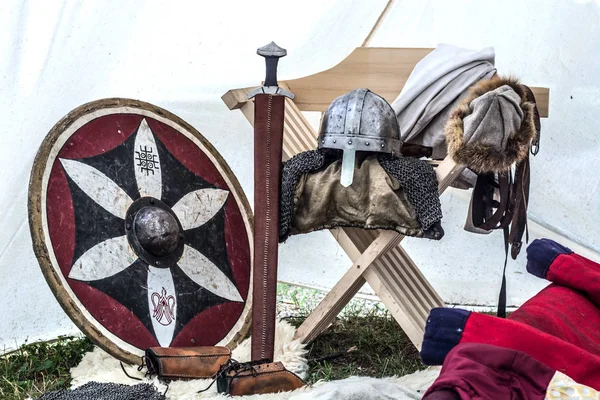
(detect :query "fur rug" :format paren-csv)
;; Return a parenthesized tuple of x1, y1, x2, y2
(66, 321, 440, 399)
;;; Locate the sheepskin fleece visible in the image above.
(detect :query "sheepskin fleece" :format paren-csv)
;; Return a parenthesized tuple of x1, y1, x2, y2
(67, 320, 440, 399)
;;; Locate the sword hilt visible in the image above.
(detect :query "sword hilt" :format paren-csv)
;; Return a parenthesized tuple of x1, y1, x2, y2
(258, 42, 286, 87)
(248, 42, 294, 100)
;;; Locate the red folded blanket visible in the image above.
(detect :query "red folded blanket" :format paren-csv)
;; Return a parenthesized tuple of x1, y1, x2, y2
(421, 238, 600, 390)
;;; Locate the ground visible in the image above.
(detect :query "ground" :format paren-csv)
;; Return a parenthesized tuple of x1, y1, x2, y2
(0, 284, 424, 399)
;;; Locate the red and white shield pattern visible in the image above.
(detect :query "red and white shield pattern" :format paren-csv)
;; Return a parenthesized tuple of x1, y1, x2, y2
(33, 102, 252, 360)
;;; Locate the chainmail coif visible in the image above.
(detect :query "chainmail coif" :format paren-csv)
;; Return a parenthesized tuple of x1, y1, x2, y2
(38, 382, 166, 400)
(279, 149, 442, 242)
(378, 153, 442, 232)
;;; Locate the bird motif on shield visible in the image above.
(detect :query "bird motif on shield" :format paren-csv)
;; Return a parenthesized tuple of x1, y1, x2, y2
(152, 287, 176, 326)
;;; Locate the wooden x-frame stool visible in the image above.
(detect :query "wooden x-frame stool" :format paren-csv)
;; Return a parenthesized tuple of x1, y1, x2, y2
(222, 46, 550, 349)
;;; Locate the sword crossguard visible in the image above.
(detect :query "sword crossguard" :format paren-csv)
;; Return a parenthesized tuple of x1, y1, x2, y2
(248, 41, 294, 100)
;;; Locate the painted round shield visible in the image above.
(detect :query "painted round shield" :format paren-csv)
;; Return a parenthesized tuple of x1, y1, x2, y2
(29, 99, 253, 363)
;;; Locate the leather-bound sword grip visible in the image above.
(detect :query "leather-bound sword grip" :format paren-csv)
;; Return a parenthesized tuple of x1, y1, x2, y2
(264, 57, 280, 87)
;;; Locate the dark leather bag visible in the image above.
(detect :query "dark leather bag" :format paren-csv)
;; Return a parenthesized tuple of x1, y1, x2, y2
(144, 346, 231, 379)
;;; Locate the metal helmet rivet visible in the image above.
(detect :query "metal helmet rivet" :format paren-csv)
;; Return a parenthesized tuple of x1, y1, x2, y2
(365, 142, 370, 146)
(333, 139, 337, 143)
(348, 140, 352, 145)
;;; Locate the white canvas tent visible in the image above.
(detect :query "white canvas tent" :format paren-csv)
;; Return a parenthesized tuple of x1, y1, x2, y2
(1, 0, 599, 352)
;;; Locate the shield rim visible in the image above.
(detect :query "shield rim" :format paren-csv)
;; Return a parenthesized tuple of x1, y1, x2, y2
(28, 98, 254, 364)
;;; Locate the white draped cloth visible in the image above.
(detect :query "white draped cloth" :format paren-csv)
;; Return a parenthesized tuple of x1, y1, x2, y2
(392, 44, 497, 160)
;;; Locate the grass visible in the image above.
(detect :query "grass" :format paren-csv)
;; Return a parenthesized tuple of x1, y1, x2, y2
(307, 313, 424, 382)
(286, 310, 424, 383)
(0, 336, 94, 400)
(278, 283, 424, 383)
(2, 284, 425, 398)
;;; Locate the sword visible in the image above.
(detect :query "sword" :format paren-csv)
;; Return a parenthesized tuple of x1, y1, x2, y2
(248, 42, 293, 362)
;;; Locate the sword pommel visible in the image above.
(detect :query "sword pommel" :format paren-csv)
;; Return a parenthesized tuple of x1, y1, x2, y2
(257, 41, 287, 58)
(248, 41, 294, 100)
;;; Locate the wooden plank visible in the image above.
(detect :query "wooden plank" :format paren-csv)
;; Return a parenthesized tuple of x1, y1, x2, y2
(344, 229, 432, 324)
(396, 245, 445, 310)
(280, 85, 319, 156)
(281, 47, 549, 117)
(222, 87, 256, 110)
(221, 49, 549, 118)
(533, 88, 550, 118)
(363, 268, 425, 348)
(435, 157, 465, 194)
(364, 244, 446, 350)
(330, 228, 363, 262)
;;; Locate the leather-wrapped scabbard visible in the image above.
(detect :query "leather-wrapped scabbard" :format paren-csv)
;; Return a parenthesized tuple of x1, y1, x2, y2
(251, 94, 285, 362)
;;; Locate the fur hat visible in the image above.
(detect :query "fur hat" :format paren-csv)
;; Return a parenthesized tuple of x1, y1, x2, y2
(445, 76, 538, 173)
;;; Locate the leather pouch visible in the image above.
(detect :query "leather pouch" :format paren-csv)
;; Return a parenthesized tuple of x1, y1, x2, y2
(145, 346, 231, 379)
(217, 360, 305, 396)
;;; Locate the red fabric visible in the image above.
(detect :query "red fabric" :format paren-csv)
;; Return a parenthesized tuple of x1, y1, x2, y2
(459, 252, 600, 389)
(423, 343, 554, 400)
(546, 253, 600, 305)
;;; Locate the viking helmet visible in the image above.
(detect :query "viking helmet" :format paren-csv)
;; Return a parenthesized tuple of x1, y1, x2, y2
(318, 88, 402, 155)
(317, 88, 402, 186)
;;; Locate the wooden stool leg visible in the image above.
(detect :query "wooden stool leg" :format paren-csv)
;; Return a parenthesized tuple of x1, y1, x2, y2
(294, 271, 366, 344)
(364, 245, 444, 350)
(294, 231, 403, 343)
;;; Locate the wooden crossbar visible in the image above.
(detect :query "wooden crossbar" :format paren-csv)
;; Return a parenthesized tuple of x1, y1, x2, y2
(223, 48, 550, 118)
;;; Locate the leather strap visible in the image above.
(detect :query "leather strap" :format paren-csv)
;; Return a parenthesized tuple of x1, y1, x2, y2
(472, 173, 510, 231)
(251, 94, 285, 362)
(497, 226, 510, 318)
(470, 166, 528, 318)
(400, 143, 433, 158)
(509, 154, 531, 260)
